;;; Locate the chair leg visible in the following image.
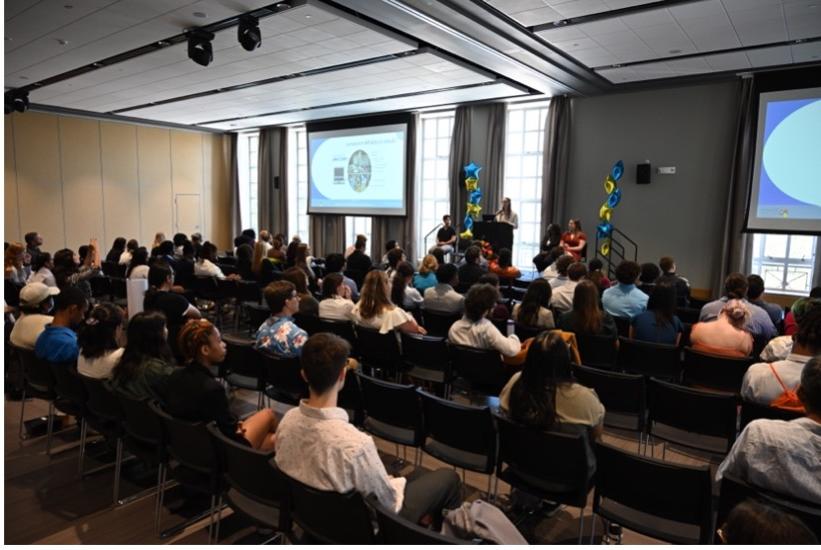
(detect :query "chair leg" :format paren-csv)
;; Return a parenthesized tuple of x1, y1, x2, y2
(78, 418, 87, 476)
(214, 494, 223, 543)
(18, 388, 27, 440)
(208, 494, 216, 543)
(45, 401, 55, 455)
(589, 512, 596, 544)
(153, 464, 164, 534)
(578, 507, 585, 545)
(662, 442, 667, 461)
(113, 438, 123, 505)
(486, 474, 493, 501)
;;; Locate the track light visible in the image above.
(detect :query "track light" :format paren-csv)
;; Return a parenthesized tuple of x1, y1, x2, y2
(238, 15, 261, 51)
(187, 29, 215, 67)
(4, 90, 29, 114)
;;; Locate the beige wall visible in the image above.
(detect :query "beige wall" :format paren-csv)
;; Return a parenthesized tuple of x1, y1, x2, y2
(4, 111, 232, 252)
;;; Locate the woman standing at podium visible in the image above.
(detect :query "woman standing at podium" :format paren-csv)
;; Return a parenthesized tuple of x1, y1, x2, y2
(494, 197, 518, 229)
(561, 219, 587, 261)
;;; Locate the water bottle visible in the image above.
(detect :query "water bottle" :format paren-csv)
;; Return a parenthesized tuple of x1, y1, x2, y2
(506, 319, 515, 337)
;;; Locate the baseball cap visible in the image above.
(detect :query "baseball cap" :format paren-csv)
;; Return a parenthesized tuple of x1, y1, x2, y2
(19, 282, 60, 306)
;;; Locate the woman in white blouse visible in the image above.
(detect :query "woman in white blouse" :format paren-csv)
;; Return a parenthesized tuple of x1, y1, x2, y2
(195, 242, 240, 281)
(494, 197, 518, 229)
(126, 247, 150, 280)
(28, 252, 57, 287)
(389, 261, 423, 311)
(319, 273, 355, 321)
(350, 270, 426, 335)
(77, 303, 125, 379)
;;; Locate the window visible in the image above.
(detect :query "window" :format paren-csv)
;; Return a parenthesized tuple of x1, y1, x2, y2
(237, 132, 259, 234)
(750, 233, 817, 295)
(416, 112, 454, 260)
(287, 127, 310, 241)
(345, 216, 372, 253)
(503, 102, 550, 271)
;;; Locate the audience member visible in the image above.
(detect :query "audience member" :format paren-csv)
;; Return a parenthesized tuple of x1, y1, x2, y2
(175, 241, 196, 285)
(785, 287, 821, 336)
(430, 247, 445, 268)
(550, 261, 588, 315)
(747, 274, 784, 327)
(586, 258, 611, 293)
(488, 248, 521, 280)
(144, 263, 200, 332)
(275, 333, 462, 525)
(717, 356, 821, 505)
(630, 283, 683, 346)
(560, 219, 587, 261)
(5, 242, 30, 285)
(457, 245, 486, 288)
(151, 232, 166, 252)
(690, 300, 753, 357)
(126, 247, 150, 279)
(109, 311, 176, 401)
(24, 231, 44, 267)
(265, 235, 287, 265)
(235, 243, 255, 280)
(541, 246, 567, 281)
(119, 239, 138, 266)
(558, 280, 618, 339)
(413, 254, 439, 292)
(381, 240, 400, 266)
(448, 284, 520, 358)
(164, 319, 278, 449)
(762, 298, 821, 361)
(390, 261, 423, 310)
(718, 500, 818, 544)
(637, 262, 661, 296)
(285, 235, 302, 268)
(548, 255, 573, 289)
(344, 234, 366, 259)
(195, 242, 239, 280)
(351, 270, 425, 335)
(324, 253, 359, 300)
(34, 286, 88, 363)
(512, 278, 555, 330)
(27, 252, 56, 287)
(533, 223, 563, 273)
(10, 282, 59, 350)
(699, 273, 777, 342)
(105, 237, 127, 264)
(190, 233, 203, 259)
(172, 233, 187, 257)
(385, 247, 405, 280)
(318, 273, 354, 321)
(255, 281, 309, 357)
(345, 235, 372, 275)
(423, 263, 464, 315)
(657, 256, 690, 307)
(251, 241, 268, 279)
(282, 267, 319, 317)
(601, 260, 648, 320)
(294, 243, 316, 282)
(478, 273, 510, 321)
(431, 214, 457, 256)
(77, 303, 124, 379)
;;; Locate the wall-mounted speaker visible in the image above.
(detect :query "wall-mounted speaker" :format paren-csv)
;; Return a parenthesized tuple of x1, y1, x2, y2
(636, 163, 651, 184)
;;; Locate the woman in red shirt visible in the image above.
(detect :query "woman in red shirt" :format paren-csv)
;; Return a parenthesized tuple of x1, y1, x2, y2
(561, 219, 587, 261)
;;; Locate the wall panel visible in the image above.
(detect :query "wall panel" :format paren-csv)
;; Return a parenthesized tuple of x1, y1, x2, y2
(60, 117, 105, 249)
(100, 122, 141, 246)
(5, 118, 20, 243)
(137, 125, 173, 246)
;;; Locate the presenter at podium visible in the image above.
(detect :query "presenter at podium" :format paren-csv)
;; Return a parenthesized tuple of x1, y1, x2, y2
(494, 197, 519, 229)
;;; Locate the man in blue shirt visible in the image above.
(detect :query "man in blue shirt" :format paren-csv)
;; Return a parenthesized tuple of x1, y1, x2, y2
(746, 274, 784, 328)
(255, 280, 308, 358)
(34, 285, 89, 363)
(699, 273, 777, 342)
(602, 260, 649, 320)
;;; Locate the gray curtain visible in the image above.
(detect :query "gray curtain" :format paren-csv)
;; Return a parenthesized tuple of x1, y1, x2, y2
(449, 105, 471, 231)
(715, 76, 755, 297)
(482, 103, 507, 216)
(227, 133, 242, 241)
(371, 114, 418, 263)
(310, 215, 345, 259)
(540, 96, 572, 239)
(258, 127, 289, 236)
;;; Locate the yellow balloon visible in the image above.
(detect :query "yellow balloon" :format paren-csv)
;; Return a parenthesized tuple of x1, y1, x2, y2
(465, 178, 478, 191)
(600, 240, 610, 256)
(466, 204, 482, 216)
(599, 203, 612, 222)
(460, 229, 473, 240)
(604, 175, 617, 195)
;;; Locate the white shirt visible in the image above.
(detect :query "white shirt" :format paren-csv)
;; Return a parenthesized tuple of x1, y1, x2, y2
(128, 265, 150, 280)
(9, 313, 53, 350)
(549, 280, 579, 314)
(319, 296, 355, 322)
(542, 263, 559, 281)
(118, 251, 132, 266)
(494, 211, 518, 229)
(28, 267, 57, 287)
(741, 353, 809, 406)
(549, 275, 569, 289)
(77, 348, 124, 379)
(423, 284, 465, 315)
(194, 259, 226, 279)
(350, 304, 414, 335)
(275, 401, 406, 512)
(448, 317, 521, 357)
(511, 303, 555, 329)
(760, 335, 793, 362)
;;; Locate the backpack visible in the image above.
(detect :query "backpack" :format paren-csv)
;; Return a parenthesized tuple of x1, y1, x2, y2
(768, 363, 805, 413)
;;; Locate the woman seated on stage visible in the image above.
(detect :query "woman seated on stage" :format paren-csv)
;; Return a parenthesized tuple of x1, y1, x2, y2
(350, 270, 426, 335)
(561, 218, 587, 261)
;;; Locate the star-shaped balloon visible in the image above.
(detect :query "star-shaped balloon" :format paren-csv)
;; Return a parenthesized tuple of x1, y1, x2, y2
(460, 229, 473, 240)
(463, 215, 474, 231)
(610, 160, 624, 182)
(464, 162, 482, 180)
(469, 189, 483, 204)
(465, 178, 478, 191)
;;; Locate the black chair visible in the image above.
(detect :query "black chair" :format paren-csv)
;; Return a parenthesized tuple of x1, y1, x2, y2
(355, 325, 403, 379)
(739, 399, 804, 431)
(81, 375, 127, 503)
(260, 351, 307, 406)
(245, 303, 270, 336)
(617, 337, 682, 381)
(591, 441, 713, 544)
(647, 377, 738, 457)
(421, 310, 461, 337)
(293, 312, 320, 336)
(207, 424, 291, 542)
(358, 373, 424, 463)
(89, 275, 112, 299)
(5, 280, 23, 307)
(513, 322, 543, 341)
(400, 333, 452, 393)
(494, 413, 595, 543)
(576, 334, 618, 370)
(220, 335, 265, 409)
(573, 364, 646, 451)
(675, 307, 700, 324)
(370, 498, 475, 544)
(681, 347, 754, 393)
(418, 390, 497, 496)
(338, 367, 366, 427)
(48, 361, 92, 471)
(193, 276, 227, 326)
(283, 472, 377, 544)
(317, 318, 359, 356)
(102, 260, 127, 278)
(109, 277, 127, 301)
(14, 345, 60, 449)
(716, 473, 821, 542)
(613, 316, 631, 338)
(450, 344, 511, 397)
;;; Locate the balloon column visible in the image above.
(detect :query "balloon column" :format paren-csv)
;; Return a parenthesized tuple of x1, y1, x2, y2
(459, 161, 483, 240)
(596, 160, 624, 257)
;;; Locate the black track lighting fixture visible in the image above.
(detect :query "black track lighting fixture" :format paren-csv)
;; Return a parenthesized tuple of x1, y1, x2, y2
(4, 90, 29, 114)
(238, 15, 261, 51)
(187, 29, 215, 67)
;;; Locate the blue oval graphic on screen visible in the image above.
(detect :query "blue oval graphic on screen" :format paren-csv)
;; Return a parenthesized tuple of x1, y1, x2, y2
(763, 100, 821, 207)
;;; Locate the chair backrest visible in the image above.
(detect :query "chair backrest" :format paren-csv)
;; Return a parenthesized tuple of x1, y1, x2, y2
(682, 347, 754, 393)
(221, 335, 262, 381)
(246, 304, 271, 334)
(17, 346, 55, 394)
(400, 333, 450, 371)
(358, 373, 423, 446)
(338, 368, 366, 426)
(617, 337, 682, 381)
(118, 395, 165, 447)
(575, 333, 618, 370)
(739, 399, 804, 432)
(422, 310, 461, 337)
(149, 401, 217, 477)
(49, 360, 87, 406)
(613, 316, 631, 338)
(449, 344, 510, 396)
(102, 261, 126, 278)
(675, 307, 700, 324)
(89, 275, 112, 298)
(193, 276, 220, 299)
(593, 441, 713, 544)
(81, 374, 123, 423)
(317, 319, 358, 351)
(284, 472, 377, 544)
(647, 377, 738, 454)
(293, 312, 321, 336)
(259, 349, 307, 405)
(418, 390, 497, 474)
(573, 364, 646, 432)
(354, 325, 401, 372)
(370, 498, 473, 544)
(513, 322, 543, 341)
(109, 277, 127, 299)
(5, 280, 23, 307)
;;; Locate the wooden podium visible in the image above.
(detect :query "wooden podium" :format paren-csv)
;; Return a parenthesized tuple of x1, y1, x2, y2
(470, 221, 514, 254)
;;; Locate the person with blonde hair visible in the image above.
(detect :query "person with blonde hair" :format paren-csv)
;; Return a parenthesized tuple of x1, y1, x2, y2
(350, 270, 426, 335)
(690, 299, 753, 357)
(412, 254, 439, 292)
(5, 242, 30, 285)
(152, 232, 166, 251)
(251, 240, 267, 278)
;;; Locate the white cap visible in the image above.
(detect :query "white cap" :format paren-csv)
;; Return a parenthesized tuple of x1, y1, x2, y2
(19, 282, 60, 306)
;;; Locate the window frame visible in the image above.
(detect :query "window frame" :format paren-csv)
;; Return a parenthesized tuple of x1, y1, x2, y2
(750, 233, 818, 296)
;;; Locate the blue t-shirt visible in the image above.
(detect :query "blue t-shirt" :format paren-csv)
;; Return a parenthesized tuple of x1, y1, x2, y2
(631, 310, 683, 345)
(602, 283, 649, 320)
(413, 272, 437, 292)
(34, 325, 79, 363)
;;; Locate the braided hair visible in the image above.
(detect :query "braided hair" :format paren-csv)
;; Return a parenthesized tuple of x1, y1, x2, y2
(177, 318, 217, 365)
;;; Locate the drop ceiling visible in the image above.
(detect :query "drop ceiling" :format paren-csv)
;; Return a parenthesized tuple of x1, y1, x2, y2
(5, 0, 821, 131)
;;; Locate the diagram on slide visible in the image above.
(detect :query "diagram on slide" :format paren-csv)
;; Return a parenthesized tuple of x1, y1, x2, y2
(347, 150, 372, 193)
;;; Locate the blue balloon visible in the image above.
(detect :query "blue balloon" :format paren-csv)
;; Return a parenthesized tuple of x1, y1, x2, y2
(610, 160, 624, 182)
(469, 189, 482, 203)
(464, 215, 473, 230)
(596, 222, 612, 239)
(607, 188, 622, 208)
(464, 162, 482, 180)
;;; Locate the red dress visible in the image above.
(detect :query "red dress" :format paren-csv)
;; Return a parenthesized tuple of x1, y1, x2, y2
(561, 231, 587, 261)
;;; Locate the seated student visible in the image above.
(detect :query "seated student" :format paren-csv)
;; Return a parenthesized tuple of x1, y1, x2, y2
(630, 283, 683, 346)
(10, 282, 59, 350)
(384, 247, 405, 280)
(345, 236, 372, 275)
(105, 237, 127, 265)
(119, 239, 138, 266)
(164, 319, 278, 449)
(173, 241, 196, 285)
(282, 267, 319, 317)
(77, 303, 125, 379)
(762, 298, 821, 361)
(285, 235, 301, 268)
(547, 255, 573, 289)
(53, 241, 102, 299)
(541, 246, 567, 281)
(143, 263, 201, 325)
(457, 245, 486, 289)
(423, 263, 465, 315)
(126, 247, 150, 280)
(381, 240, 400, 266)
(747, 274, 784, 327)
(512, 278, 555, 330)
(500, 331, 604, 441)
(699, 273, 776, 342)
(413, 254, 439, 292)
(191, 233, 204, 259)
(324, 253, 359, 300)
(718, 500, 819, 545)
(108, 311, 176, 401)
(717, 356, 821, 505)
(390, 261, 423, 311)
(601, 260, 648, 320)
(657, 256, 690, 307)
(488, 248, 521, 280)
(195, 242, 240, 281)
(429, 247, 446, 269)
(550, 261, 588, 315)
(294, 243, 316, 283)
(479, 273, 511, 321)
(742, 306, 821, 407)
(275, 333, 462, 524)
(5, 242, 31, 285)
(344, 234, 366, 259)
(637, 262, 660, 296)
(28, 252, 56, 287)
(586, 258, 611, 293)
(448, 284, 521, 359)
(785, 286, 821, 336)
(430, 214, 457, 256)
(351, 270, 426, 335)
(255, 281, 309, 358)
(34, 286, 88, 363)
(557, 280, 618, 339)
(690, 300, 753, 357)
(319, 273, 355, 322)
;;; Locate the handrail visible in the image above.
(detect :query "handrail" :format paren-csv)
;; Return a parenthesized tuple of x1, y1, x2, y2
(423, 223, 443, 258)
(595, 226, 638, 280)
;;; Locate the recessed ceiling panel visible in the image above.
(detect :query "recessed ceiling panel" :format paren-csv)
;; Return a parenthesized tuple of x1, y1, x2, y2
(483, 0, 661, 27)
